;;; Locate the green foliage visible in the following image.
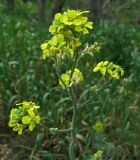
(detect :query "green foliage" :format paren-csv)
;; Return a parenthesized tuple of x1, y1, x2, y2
(9, 101, 40, 134)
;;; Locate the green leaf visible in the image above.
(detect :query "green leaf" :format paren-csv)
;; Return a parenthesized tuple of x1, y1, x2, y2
(76, 134, 87, 144)
(55, 97, 70, 107)
(22, 116, 31, 124)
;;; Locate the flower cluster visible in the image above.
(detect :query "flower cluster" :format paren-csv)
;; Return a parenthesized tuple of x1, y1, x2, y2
(59, 68, 83, 88)
(90, 150, 103, 160)
(93, 121, 105, 133)
(93, 61, 124, 79)
(49, 10, 93, 35)
(82, 42, 101, 55)
(41, 10, 93, 59)
(8, 101, 40, 135)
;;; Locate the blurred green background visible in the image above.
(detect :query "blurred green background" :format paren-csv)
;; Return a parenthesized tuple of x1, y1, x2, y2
(0, 0, 140, 159)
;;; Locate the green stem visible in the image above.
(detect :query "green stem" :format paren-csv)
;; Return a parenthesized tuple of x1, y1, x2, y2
(53, 60, 67, 88)
(69, 51, 78, 84)
(69, 87, 77, 160)
(68, 50, 79, 160)
(53, 51, 79, 159)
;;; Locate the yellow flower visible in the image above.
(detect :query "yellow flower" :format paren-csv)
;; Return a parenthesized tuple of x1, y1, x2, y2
(41, 10, 93, 60)
(8, 101, 40, 135)
(93, 61, 124, 79)
(59, 68, 83, 88)
(93, 121, 105, 133)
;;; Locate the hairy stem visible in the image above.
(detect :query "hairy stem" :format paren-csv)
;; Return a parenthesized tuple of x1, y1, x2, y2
(69, 87, 77, 160)
(68, 50, 79, 160)
(53, 52, 79, 159)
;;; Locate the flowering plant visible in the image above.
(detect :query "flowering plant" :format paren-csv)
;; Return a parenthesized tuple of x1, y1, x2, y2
(8, 9, 124, 160)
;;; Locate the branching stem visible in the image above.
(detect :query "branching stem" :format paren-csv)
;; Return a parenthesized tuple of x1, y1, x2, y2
(68, 52, 79, 160)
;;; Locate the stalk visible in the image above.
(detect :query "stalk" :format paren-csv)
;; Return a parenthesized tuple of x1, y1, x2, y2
(69, 52, 79, 160)
(69, 51, 78, 82)
(54, 52, 79, 160)
(68, 86, 77, 160)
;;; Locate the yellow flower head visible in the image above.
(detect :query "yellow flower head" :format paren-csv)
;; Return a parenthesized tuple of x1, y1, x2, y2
(9, 101, 40, 135)
(93, 61, 124, 79)
(90, 150, 103, 160)
(93, 121, 105, 133)
(41, 10, 93, 60)
(59, 68, 84, 88)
